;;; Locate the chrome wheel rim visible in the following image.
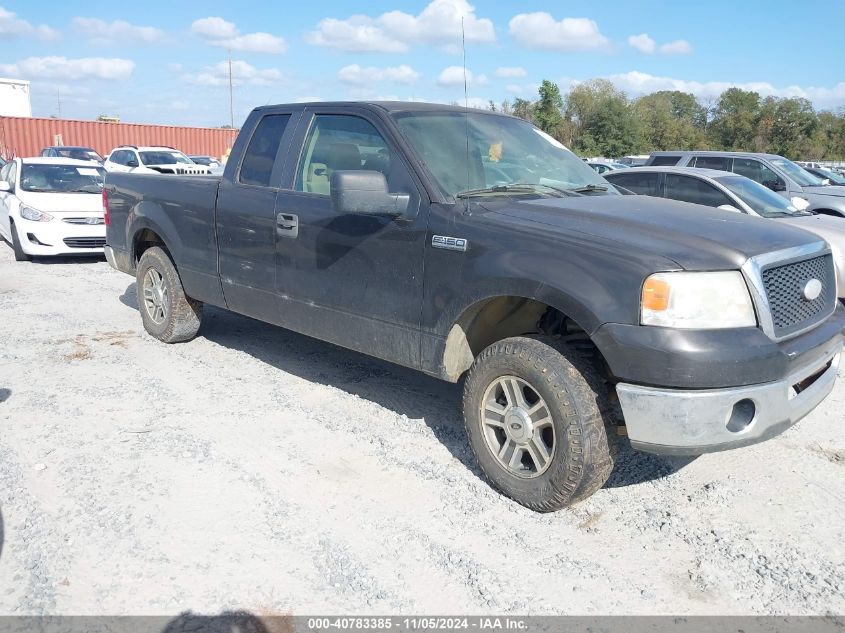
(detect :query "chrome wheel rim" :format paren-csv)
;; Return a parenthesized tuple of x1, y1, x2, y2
(142, 268, 169, 325)
(480, 375, 555, 479)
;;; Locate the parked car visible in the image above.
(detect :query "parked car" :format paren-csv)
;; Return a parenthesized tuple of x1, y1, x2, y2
(605, 166, 845, 298)
(587, 161, 629, 174)
(0, 157, 6, 169)
(188, 155, 224, 175)
(646, 151, 845, 217)
(0, 157, 106, 260)
(804, 166, 845, 186)
(103, 101, 845, 511)
(104, 146, 210, 175)
(40, 146, 104, 163)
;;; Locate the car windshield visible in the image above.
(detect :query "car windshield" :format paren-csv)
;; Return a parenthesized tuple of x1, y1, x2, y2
(190, 156, 212, 165)
(56, 148, 104, 162)
(814, 168, 845, 186)
(715, 175, 808, 218)
(139, 151, 193, 165)
(20, 163, 106, 193)
(392, 110, 616, 198)
(770, 157, 825, 187)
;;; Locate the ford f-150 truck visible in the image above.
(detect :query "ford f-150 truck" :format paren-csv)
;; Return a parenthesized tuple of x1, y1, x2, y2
(104, 102, 845, 511)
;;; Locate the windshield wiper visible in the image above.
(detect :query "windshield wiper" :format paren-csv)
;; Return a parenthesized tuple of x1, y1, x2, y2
(456, 183, 574, 198)
(567, 184, 608, 193)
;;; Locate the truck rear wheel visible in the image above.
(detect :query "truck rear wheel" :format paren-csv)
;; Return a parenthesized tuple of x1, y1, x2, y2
(136, 246, 202, 343)
(462, 336, 616, 512)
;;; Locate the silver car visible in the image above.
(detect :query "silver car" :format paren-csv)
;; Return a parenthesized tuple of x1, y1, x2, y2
(646, 151, 845, 217)
(605, 166, 845, 297)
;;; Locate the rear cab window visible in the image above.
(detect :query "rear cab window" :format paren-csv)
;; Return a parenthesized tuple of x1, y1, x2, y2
(238, 114, 292, 187)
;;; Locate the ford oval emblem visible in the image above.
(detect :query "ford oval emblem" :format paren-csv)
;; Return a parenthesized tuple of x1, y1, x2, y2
(802, 278, 822, 301)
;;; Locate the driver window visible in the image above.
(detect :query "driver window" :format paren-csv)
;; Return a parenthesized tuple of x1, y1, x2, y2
(295, 115, 393, 196)
(665, 174, 734, 208)
(733, 158, 783, 189)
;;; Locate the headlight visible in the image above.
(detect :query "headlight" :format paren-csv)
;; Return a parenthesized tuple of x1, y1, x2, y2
(19, 204, 54, 222)
(641, 271, 756, 329)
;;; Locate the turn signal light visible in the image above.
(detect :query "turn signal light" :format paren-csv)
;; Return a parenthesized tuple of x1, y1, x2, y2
(642, 277, 671, 311)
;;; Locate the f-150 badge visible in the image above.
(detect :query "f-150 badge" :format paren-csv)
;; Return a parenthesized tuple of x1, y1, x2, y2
(432, 235, 467, 252)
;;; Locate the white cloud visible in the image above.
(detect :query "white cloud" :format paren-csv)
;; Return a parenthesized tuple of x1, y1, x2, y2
(438, 66, 468, 87)
(0, 6, 58, 40)
(605, 70, 845, 108)
(72, 17, 164, 45)
(191, 16, 287, 54)
(659, 39, 692, 55)
(305, 0, 495, 53)
(505, 83, 539, 97)
(187, 60, 282, 87)
(495, 66, 527, 78)
(191, 17, 239, 39)
(0, 56, 134, 80)
(628, 33, 655, 54)
(628, 34, 692, 55)
(337, 64, 420, 86)
(509, 13, 609, 51)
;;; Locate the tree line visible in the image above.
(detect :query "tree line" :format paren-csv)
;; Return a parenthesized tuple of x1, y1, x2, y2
(487, 79, 845, 161)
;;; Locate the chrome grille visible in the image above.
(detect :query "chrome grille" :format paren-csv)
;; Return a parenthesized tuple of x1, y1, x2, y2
(62, 217, 104, 225)
(63, 237, 106, 249)
(761, 254, 836, 337)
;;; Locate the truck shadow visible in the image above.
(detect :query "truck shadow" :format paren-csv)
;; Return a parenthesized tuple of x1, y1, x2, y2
(122, 283, 693, 490)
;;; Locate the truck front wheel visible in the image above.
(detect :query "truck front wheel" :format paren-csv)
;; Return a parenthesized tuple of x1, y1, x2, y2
(136, 246, 202, 343)
(463, 336, 616, 511)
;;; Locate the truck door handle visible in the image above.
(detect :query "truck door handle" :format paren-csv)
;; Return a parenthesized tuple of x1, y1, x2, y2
(276, 213, 298, 238)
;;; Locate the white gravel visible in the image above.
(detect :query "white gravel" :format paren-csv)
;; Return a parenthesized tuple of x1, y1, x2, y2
(0, 244, 843, 616)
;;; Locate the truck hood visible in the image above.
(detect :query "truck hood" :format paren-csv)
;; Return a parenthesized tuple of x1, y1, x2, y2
(803, 185, 845, 198)
(775, 214, 845, 252)
(482, 195, 821, 271)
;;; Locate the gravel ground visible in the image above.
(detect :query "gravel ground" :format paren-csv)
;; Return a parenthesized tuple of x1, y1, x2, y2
(0, 244, 843, 616)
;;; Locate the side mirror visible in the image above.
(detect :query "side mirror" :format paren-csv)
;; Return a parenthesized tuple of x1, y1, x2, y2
(765, 179, 786, 192)
(126, 159, 139, 168)
(717, 204, 742, 213)
(330, 170, 411, 219)
(0, 181, 10, 193)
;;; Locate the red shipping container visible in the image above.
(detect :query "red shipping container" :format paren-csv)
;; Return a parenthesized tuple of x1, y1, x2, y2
(0, 116, 239, 161)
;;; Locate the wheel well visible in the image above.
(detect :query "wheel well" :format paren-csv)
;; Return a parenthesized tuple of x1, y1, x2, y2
(441, 296, 605, 382)
(133, 229, 167, 264)
(814, 209, 844, 218)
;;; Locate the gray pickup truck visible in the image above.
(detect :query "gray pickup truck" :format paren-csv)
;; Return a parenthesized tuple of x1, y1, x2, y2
(103, 102, 845, 511)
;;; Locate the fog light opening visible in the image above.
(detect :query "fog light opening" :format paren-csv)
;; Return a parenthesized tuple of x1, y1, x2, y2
(726, 399, 756, 433)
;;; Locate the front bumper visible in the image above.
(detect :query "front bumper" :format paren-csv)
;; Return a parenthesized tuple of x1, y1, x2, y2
(16, 217, 105, 256)
(617, 344, 842, 455)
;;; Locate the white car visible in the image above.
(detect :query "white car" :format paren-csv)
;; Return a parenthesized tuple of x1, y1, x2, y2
(104, 145, 210, 175)
(0, 158, 107, 260)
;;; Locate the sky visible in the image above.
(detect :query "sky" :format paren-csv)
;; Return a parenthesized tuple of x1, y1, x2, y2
(1, 0, 844, 128)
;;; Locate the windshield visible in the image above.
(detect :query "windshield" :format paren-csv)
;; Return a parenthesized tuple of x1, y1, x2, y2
(392, 111, 615, 198)
(56, 148, 103, 162)
(715, 175, 807, 218)
(139, 151, 193, 165)
(770, 157, 825, 187)
(813, 168, 845, 186)
(20, 163, 106, 193)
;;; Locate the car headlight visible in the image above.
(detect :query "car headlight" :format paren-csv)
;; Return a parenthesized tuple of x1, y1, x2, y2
(19, 204, 54, 222)
(641, 271, 756, 329)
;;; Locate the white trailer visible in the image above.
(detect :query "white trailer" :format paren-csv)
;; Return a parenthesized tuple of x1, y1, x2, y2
(0, 78, 32, 117)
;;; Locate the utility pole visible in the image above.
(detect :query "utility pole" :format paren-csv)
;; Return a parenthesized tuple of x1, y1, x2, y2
(228, 49, 234, 129)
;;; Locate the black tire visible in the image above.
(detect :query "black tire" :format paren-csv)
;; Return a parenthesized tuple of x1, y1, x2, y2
(136, 246, 202, 343)
(463, 336, 616, 512)
(9, 221, 31, 261)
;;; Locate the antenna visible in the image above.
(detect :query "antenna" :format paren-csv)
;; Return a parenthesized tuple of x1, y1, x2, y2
(57, 88, 62, 119)
(228, 49, 234, 128)
(462, 17, 470, 195)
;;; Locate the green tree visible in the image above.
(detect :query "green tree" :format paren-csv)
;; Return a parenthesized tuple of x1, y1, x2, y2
(564, 79, 641, 156)
(534, 80, 564, 136)
(708, 88, 761, 150)
(511, 98, 535, 123)
(634, 91, 707, 151)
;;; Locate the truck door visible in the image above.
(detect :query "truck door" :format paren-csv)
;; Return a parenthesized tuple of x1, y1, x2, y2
(216, 110, 300, 323)
(273, 107, 429, 369)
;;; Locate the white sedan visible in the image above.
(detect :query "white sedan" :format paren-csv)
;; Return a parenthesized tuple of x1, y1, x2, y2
(0, 157, 106, 261)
